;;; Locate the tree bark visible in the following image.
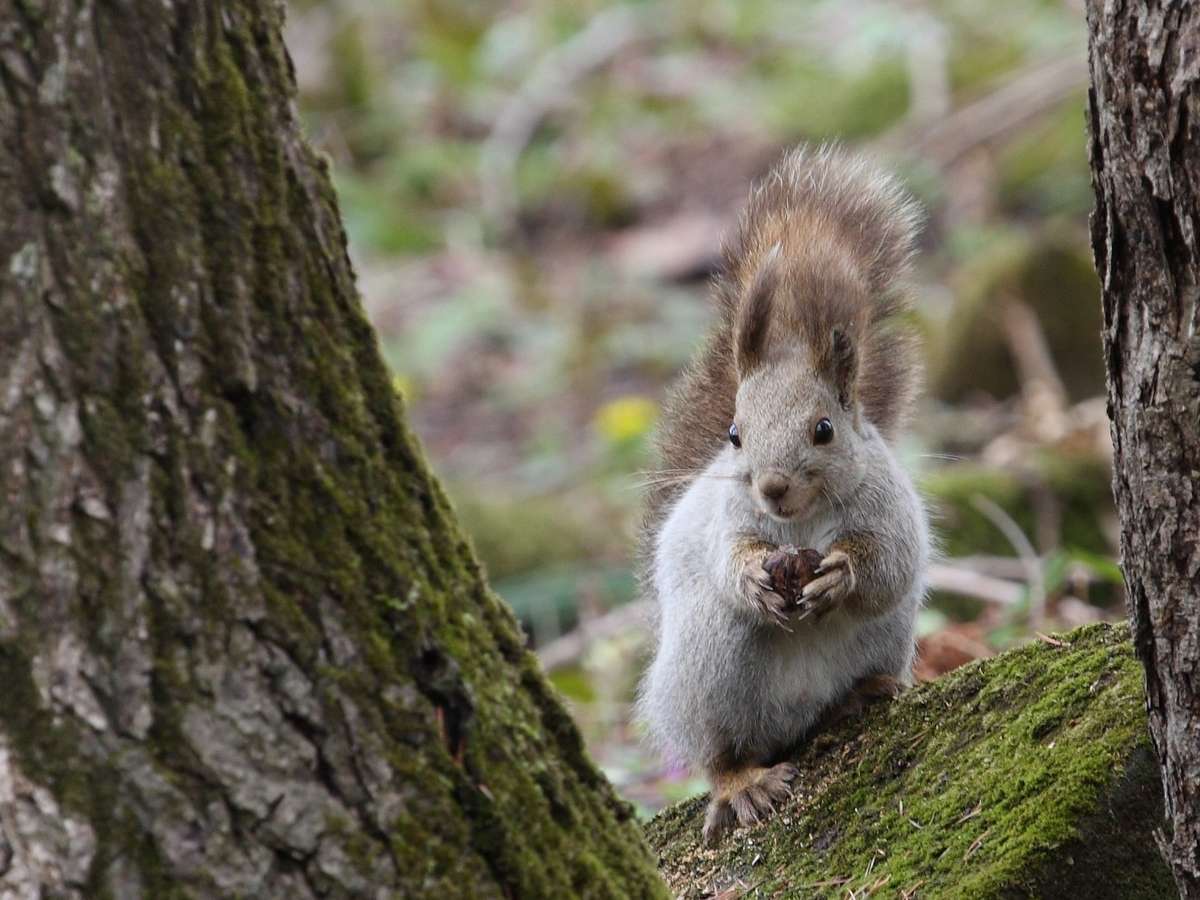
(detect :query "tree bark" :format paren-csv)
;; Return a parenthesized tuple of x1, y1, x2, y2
(0, 2, 665, 897)
(1086, 2, 1200, 896)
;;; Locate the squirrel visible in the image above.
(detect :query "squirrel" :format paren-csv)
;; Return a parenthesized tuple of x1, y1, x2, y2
(636, 145, 931, 845)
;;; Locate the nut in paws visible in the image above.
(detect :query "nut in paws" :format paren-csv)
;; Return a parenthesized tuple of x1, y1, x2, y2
(763, 545, 825, 605)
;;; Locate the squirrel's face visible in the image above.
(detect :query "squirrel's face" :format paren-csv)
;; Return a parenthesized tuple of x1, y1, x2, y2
(731, 354, 868, 522)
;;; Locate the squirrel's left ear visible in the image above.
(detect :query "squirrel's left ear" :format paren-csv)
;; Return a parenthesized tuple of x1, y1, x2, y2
(830, 327, 857, 410)
(735, 250, 779, 377)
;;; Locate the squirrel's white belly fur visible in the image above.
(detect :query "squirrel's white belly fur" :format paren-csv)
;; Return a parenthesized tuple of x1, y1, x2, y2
(640, 443, 924, 769)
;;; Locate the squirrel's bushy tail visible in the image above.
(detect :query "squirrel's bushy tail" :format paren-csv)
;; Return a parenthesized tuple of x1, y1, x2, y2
(646, 145, 922, 530)
(723, 144, 922, 306)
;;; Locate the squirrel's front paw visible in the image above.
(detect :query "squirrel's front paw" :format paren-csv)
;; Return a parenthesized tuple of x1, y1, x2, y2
(798, 549, 856, 620)
(740, 562, 793, 631)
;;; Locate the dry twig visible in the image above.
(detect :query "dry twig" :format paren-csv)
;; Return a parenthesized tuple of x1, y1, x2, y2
(970, 495, 1046, 628)
(877, 55, 1087, 168)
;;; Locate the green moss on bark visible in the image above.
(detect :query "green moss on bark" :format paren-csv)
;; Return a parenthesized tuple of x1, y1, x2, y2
(648, 624, 1171, 899)
(0, 1, 666, 896)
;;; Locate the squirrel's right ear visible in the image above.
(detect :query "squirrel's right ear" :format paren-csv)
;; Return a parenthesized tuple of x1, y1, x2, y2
(830, 326, 858, 411)
(735, 249, 779, 377)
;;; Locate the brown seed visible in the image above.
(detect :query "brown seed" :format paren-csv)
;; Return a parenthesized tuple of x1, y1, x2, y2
(763, 546, 825, 605)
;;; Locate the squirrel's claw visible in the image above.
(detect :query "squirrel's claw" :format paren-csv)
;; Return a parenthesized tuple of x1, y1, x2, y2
(799, 550, 855, 617)
(702, 798, 737, 845)
(741, 564, 794, 632)
(794, 591, 836, 622)
(810, 548, 851, 580)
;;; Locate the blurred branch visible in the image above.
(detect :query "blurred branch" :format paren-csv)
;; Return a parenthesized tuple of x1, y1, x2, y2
(878, 54, 1088, 169)
(949, 555, 1030, 581)
(927, 562, 1023, 606)
(970, 494, 1046, 627)
(479, 6, 661, 237)
(1000, 299, 1069, 551)
(1002, 298, 1068, 426)
(537, 599, 652, 673)
(902, 11, 951, 128)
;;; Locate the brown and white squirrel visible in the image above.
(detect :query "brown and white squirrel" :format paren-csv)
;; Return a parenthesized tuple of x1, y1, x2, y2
(637, 145, 931, 844)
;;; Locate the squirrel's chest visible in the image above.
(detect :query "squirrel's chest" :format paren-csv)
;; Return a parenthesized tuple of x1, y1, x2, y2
(753, 510, 839, 552)
(774, 618, 855, 674)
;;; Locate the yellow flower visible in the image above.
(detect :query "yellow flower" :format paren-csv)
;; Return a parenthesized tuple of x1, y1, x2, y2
(594, 396, 658, 444)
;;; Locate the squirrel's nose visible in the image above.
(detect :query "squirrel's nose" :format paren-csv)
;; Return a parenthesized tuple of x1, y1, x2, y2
(757, 472, 790, 501)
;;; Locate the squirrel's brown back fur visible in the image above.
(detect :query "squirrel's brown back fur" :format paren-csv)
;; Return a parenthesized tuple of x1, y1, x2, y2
(644, 145, 922, 537)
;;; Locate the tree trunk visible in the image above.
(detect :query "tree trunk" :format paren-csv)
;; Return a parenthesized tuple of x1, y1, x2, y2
(0, 2, 664, 897)
(1086, 2, 1200, 896)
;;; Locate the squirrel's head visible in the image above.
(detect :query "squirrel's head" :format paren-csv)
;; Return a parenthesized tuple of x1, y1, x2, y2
(727, 247, 871, 522)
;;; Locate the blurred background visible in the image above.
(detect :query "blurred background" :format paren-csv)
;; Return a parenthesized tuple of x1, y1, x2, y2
(287, 0, 1114, 816)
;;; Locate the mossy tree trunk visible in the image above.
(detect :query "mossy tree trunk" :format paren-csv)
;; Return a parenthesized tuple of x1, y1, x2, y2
(1086, 2, 1200, 897)
(0, 2, 664, 897)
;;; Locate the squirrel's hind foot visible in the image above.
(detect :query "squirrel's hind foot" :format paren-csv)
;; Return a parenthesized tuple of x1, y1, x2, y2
(702, 762, 798, 845)
(821, 673, 905, 728)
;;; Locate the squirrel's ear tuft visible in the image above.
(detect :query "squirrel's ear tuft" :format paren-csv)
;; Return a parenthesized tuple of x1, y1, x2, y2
(735, 249, 779, 377)
(830, 327, 857, 409)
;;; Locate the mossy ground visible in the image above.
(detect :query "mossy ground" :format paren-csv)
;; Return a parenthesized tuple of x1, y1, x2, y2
(647, 624, 1172, 899)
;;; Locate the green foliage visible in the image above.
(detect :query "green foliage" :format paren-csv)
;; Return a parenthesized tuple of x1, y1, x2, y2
(997, 100, 1093, 216)
(757, 54, 911, 140)
(295, 0, 1087, 253)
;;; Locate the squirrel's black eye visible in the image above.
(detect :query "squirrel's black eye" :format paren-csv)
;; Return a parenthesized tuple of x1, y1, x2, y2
(728, 423, 741, 449)
(813, 418, 834, 445)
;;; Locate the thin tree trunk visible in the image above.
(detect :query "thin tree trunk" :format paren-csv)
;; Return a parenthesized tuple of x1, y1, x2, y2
(1086, 2, 1200, 896)
(0, 2, 665, 897)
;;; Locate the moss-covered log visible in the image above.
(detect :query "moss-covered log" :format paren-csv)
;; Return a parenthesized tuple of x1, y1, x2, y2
(0, 2, 663, 897)
(648, 624, 1172, 899)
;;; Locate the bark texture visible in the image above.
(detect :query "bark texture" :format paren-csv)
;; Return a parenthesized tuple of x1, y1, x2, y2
(648, 624, 1172, 899)
(0, 2, 664, 897)
(1086, 2, 1200, 895)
